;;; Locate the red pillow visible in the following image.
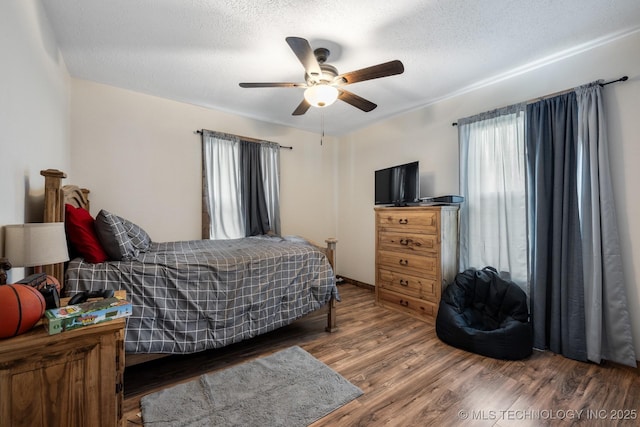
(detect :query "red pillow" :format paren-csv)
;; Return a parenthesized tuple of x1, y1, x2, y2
(64, 204, 108, 263)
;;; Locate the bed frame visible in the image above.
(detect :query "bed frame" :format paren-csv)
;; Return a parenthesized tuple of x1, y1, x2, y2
(41, 169, 338, 366)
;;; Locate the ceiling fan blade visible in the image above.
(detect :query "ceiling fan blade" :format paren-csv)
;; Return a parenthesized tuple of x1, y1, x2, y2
(239, 82, 305, 88)
(336, 60, 404, 85)
(285, 37, 322, 80)
(338, 90, 377, 112)
(292, 99, 311, 116)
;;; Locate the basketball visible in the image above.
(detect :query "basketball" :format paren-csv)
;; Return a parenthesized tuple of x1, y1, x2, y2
(0, 284, 46, 338)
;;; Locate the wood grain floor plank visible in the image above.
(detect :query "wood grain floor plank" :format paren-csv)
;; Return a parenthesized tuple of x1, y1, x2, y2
(123, 284, 640, 426)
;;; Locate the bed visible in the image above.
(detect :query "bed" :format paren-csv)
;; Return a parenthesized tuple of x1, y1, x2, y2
(40, 169, 338, 366)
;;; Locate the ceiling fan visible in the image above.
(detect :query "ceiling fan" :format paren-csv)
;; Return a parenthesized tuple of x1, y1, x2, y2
(239, 37, 404, 116)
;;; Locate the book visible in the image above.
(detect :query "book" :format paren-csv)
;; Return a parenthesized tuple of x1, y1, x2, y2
(44, 296, 132, 335)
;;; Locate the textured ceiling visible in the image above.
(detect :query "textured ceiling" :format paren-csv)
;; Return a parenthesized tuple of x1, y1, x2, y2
(41, 0, 640, 136)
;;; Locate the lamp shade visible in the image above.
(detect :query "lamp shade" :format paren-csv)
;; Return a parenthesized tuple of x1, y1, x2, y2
(304, 85, 339, 108)
(4, 223, 69, 267)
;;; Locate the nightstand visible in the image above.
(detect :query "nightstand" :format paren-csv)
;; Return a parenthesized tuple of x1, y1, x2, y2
(0, 292, 126, 427)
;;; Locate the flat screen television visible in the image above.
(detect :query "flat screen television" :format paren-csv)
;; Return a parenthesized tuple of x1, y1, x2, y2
(374, 161, 420, 206)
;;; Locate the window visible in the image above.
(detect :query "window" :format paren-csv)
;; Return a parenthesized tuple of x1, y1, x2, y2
(458, 105, 528, 292)
(201, 131, 280, 239)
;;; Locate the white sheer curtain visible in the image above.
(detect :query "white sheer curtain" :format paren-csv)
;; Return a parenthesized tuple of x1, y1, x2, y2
(202, 132, 245, 239)
(260, 142, 281, 236)
(458, 104, 529, 292)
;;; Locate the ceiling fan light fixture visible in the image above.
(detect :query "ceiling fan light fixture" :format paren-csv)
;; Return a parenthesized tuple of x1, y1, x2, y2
(304, 84, 339, 108)
(241, 37, 404, 115)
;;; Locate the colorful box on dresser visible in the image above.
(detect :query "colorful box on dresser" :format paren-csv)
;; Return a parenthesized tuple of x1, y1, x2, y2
(44, 297, 132, 335)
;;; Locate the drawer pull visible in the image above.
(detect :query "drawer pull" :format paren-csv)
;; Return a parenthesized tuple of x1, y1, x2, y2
(398, 218, 408, 224)
(399, 238, 412, 246)
(399, 259, 409, 266)
(399, 299, 409, 307)
(399, 279, 409, 286)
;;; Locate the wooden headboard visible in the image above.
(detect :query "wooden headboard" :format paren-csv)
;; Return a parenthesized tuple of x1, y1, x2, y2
(41, 169, 90, 283)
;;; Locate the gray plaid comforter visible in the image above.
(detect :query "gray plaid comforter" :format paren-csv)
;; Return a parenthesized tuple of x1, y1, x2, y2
(65, 235, 338, 354)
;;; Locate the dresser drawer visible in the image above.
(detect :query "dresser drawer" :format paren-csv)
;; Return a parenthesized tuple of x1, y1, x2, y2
(376, 210, 438, 233)
(378, 268, 439, 302)
(377, 250, 438, 277)
(378, 231, 438, 255)
(378, 289, 437, 321)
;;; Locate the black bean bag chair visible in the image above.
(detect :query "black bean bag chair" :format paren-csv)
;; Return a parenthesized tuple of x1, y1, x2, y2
(436, 267, 532, 360)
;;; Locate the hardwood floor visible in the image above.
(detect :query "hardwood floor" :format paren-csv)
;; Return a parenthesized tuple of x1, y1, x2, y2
(123, 284, 640, 426)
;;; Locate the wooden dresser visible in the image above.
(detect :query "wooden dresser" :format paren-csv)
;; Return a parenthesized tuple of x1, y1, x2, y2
(0, 295, 125, 427)
(375, 206, 459, 322)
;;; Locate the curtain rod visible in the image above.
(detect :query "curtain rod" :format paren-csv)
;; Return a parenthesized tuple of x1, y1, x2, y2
(599, 75, 628, 87)
(194, 129, 293, 150)
(451, 75, 629, 126)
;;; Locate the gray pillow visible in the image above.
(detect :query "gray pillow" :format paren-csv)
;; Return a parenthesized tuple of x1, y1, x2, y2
(119, 216, 152, 252)
(94, 209, 139, 261)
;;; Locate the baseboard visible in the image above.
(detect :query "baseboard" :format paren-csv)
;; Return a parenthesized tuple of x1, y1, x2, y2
(337, 275, 374, 292)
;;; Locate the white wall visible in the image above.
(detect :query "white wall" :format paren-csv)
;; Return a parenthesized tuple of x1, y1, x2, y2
(70, 80, 338, 244)
(337, 29, 640, 356)
(0, 1, 70, 280)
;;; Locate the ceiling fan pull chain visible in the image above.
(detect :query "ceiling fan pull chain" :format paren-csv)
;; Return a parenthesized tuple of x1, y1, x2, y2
(321, 111, 325, 146)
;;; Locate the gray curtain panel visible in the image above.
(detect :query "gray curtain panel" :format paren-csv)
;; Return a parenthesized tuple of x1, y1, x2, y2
(260, 142, 281, 236)
(575, 83, 636, 367)
(240, 140, 271, 236)
(526, 92, 587, 361)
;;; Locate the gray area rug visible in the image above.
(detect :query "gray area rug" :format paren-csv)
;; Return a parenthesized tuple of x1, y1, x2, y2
(140, 346, 363, 426)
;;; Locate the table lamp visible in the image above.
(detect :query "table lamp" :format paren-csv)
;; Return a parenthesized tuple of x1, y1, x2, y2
(2, 223, 70, 284)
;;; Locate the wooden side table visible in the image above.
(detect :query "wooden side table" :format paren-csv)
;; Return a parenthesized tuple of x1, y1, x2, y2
(0, 292, 126, 427)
